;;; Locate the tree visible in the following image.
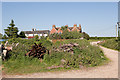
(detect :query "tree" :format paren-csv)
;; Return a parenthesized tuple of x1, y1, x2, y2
(2, 35, 7, 39)
(118, 30, 120, 41)
(19, 31, 26, 38)
(82, 32, 90, 40)
(34, 35, 39, 41)
(61, 26, 71, 39)
(61, 30, 71, 39)
(0, 33, 2, 39)
(49, 33, 61, 39)
(4, 20, 19, 38)
(61, 26, 68, 32)
(70, 31, 82, 39)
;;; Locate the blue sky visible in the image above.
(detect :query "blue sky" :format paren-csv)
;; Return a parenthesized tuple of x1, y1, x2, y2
(2, 2, 118, 37)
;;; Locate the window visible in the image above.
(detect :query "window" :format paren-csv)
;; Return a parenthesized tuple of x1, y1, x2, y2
(59, 32, 61, 34)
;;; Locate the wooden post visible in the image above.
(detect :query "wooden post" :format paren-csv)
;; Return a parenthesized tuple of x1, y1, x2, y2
(116, 25, 117, 39)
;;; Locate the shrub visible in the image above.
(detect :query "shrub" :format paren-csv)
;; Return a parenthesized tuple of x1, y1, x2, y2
(50, 31, 86, 39)
(100, 38, 119, 51)
(19, 31, 26, 38)
(82, 32, 89, 40)
(49, 33, 61, 39)
(3, 39, 108, 74)
(0, 33, 2, 39)
(89, 37, 116, 40)
(53, 39, 108, 68)
(34, 35, 39, 41)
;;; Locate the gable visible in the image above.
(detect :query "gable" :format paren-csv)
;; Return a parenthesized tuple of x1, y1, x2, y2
(71, 26, 80, 31)
(50, 27, 58, 34)
(58, 28, 63, 33)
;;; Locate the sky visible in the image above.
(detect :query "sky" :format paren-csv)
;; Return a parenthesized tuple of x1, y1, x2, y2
(1, 2, 118, 37)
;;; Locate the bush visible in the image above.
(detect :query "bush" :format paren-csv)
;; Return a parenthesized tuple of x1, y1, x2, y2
(89, 37, 116, 40)
(57, 39, 107, 67)
(49, 33, 61, 39)
(100, 39, 119, 51)
(8, 38, 35, 47)
(34, 35, 39, 41)
(49, 31, 86, 39)
(19, 31, 26, 38)
(3, 39, 108, 74)
(82, 32, 89, 40)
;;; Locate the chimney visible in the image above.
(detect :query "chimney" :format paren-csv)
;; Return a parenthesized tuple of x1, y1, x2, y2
(79, 24, 81, 29)
(79, 24, 82, 32)
(65, 25, 68, 28)
(52, 25, 56, 28)
(32, 28, 34, 31)
(34, 28, 36, 31)
(74, 24, 77, 27)
(65, 25, 68, 27)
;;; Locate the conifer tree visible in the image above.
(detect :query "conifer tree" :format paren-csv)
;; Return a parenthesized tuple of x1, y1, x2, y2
(4, 20, 19, 38)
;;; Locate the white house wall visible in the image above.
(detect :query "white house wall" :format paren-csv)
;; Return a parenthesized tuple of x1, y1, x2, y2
(25, 33, 48, 37)
(40, 34, 42, 36)
(44, 34, 48, 37)
(29, 34, 34, 36)
(25, 34, 28, 37)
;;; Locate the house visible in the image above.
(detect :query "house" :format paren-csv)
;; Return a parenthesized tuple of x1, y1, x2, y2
(23, 29, 50, 39)
(50, 24, 82, 34)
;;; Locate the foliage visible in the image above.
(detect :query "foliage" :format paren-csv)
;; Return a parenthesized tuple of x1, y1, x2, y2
(2, 35, 8, 39)
(4, 20, 19, 38)
(40, 36, 45, 39)
(19, 31, 26, 38)
(82, 32, 90, 40)
(61, 26, 68, 32)
(61, 26, 83, 39)
(89, 37, 116, 40)
(61, 30, 71, 39)
(53, 39, 108, 67)
(43, 51, 64, 66)
(3, 39, 108, 74)
(0, 33, 2, 39)
(70, 31, 83, 39)
(46, 37, 50, 41)
(49, 26, 89, 39)
(34, 35, 39, 41)
(8, 37, 52, 50)
(100, 38, 119, 51)
(49, 33, 61, 39)
(49, 31, 84, 39)
(36, 39, 52, 50)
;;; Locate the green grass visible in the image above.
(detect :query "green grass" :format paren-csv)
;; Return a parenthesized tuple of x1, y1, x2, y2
(3, 38, 108, 74)
(99, 38, 119, 51)
(88, 39, 101, 42)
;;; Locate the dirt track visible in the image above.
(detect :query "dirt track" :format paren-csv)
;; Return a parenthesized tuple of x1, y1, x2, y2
(2, 42, 118, 78)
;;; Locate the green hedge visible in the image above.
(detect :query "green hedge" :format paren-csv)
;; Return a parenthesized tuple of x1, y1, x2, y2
(89, 37, 116, 40)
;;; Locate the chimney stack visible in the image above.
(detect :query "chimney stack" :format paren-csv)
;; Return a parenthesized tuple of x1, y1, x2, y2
(79, 24, 82, 32)
(79, 24, 81, 29)
(32, 28, 34, 31)
(34, 28, 36, 31)
(52, 25, 56, 28)
(65, 24, 68, 27)
(74, 24, 77, 27)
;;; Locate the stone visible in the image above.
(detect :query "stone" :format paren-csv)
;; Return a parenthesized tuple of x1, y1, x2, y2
(3, 50, 7, 57)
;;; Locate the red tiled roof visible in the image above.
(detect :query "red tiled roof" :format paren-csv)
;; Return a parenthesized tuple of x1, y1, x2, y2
(53, 26, 81, 31)
(55, 27, 60, 30)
